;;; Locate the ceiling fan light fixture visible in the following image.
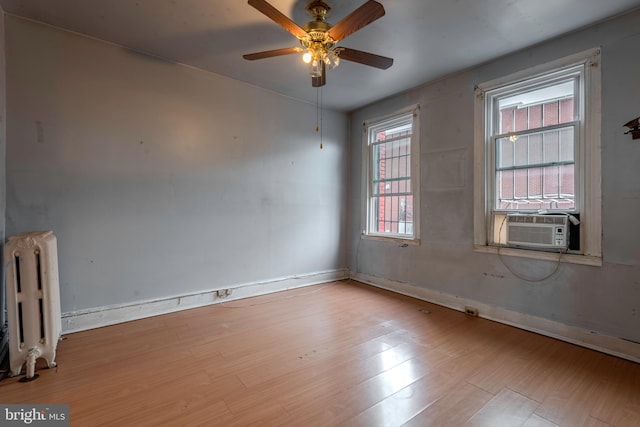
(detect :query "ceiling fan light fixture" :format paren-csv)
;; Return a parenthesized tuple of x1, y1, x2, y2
(324, 49, 340, 69)
(310, 58, 323, 77)
(302, 51, 313, 63)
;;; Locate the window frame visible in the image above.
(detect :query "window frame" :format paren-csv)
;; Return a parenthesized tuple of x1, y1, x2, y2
(362, 105, 420, 243)
(473, 48, 601, 266)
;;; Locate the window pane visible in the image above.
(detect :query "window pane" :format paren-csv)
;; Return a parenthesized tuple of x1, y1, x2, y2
(559, 127, 574, 162)
(497, 138, 514, 168)
(401, 196, 413, 235)
(528, 136, 542, 168)
(559, 164, 575, 209)
(496, 170, 514, 209)
(528, 104, 542, 128)
(514, 169, 528, 198)
(529, 167, 542, 197)
(391, 155, 399, 179)
(514, 107, 528, 132)
(543, 165, 560, 198)
(500, 107, 515, 134)
(559, 98, 574, 123)
(543, 101, 559, 126)
(543, 130, 559, 163)
(513, 136, 529, 167)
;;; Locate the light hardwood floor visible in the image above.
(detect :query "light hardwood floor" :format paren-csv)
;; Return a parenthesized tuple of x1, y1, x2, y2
(0, 280, 638, 426)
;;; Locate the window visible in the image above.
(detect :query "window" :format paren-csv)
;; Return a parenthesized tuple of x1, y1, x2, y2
(363, 106, 420, 241)
(474, 49, 601, 265)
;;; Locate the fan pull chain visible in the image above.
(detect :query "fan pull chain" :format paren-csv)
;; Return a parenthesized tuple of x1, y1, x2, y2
(320, 87, 323, 149)
(315, 87, 323, 149)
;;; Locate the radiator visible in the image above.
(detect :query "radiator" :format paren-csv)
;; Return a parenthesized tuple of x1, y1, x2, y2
(4, 231, 62, 380)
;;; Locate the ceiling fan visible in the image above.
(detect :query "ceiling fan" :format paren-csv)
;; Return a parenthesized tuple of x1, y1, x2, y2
(243, 0, 393, 87)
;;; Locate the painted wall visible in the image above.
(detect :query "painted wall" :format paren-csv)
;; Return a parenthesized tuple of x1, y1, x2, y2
(348, 9, 640, 345)
(5, 16, 348, 314)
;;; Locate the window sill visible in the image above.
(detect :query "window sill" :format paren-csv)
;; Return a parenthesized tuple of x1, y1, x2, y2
(362, 234, 420, 246)
(474, 245, 602, 267)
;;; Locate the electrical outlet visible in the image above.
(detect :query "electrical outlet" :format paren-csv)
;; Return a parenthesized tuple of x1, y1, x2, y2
(465, 306, 479, 317)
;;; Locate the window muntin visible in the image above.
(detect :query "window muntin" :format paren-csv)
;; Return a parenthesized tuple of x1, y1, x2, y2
(365, 111, 417, 239)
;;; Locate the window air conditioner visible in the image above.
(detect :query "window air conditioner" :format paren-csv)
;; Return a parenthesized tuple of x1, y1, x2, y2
(506, 214, 569, 250)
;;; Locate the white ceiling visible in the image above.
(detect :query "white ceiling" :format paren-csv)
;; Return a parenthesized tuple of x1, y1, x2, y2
(2, 0, 639, 111)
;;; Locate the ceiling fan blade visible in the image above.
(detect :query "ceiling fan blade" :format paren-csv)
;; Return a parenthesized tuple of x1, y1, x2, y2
(248, 0, 308, 39)
(327, 0, 385, 42)
(312, 62, 326, 87)
(339, 48, 393, 69)
(243, 47, 301, 60)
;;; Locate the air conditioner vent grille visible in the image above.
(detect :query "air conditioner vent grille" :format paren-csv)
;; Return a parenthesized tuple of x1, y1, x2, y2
(507, 215, 566, 225)
(506, 214, 569, 249)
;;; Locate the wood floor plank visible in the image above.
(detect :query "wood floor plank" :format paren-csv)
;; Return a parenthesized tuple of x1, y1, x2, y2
(534, 350, 613, 426)
(467, 330, 553, 396)
(346, 370, 462, 427)
(272, 356, 434, 426)
(222, 339, 407, 416)
(582, 416, 614, 427)
(523, 414, 561, 427)
(402, 382, 494, 427)
(583, 355, 640, 427)
(464, 388, 540, 427)
(0, 280, 638, 426)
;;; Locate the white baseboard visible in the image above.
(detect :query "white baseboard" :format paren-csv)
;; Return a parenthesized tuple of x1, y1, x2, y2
(351, 272, 640, 364)
(61, 269, 349, 333)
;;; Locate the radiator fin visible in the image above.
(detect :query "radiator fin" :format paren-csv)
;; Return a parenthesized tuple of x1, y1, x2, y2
(36, 251, 43, 291)
(17, 302, 24, 345)
(39, 298, 45, 341)
(14, 255, 22, 293)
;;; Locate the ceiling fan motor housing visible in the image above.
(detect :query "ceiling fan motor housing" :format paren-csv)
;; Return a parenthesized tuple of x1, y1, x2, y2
(306, 0, 331, 20)
(302, 21, 334, 45)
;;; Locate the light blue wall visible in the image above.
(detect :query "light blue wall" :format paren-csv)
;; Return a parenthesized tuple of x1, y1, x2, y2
(348, 9, 640, 344)
(5, 16, 348, 313)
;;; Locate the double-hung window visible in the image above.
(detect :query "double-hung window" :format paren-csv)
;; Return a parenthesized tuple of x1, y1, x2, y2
(474, 49, 601, 264)
(363, 106, 420, 241)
